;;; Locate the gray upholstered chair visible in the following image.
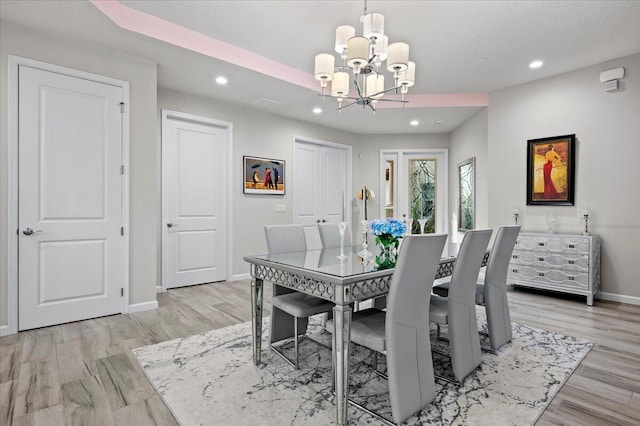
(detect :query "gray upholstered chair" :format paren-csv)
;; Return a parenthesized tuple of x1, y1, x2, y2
(432, 226, 520, 351)
(327, 234, 447, 425)
(429, 229, 492, 383)
(318, 222, 352, 249)
(265, 225, 334, 369)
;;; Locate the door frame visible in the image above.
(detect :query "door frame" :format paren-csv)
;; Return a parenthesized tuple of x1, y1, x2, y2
(161, 109, 234, 292)
(292, 136, 353, 240)
(6, 55, 130, 336)
(379, 148, 449, 234)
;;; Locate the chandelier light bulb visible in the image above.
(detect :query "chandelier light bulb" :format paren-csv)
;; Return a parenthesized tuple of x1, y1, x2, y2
(362, 12, 384, 40)
(373, 35, 389, 61)
(314, 53, 335, 86)
(346, 36, 369, 73)
(398, 61, 416, 87)
(387, 42, 409, 72)
(335, 25, 356, 54)
(331, 71, 350, 97)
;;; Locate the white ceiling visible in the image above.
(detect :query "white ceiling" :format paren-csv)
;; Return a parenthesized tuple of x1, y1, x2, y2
(2, 1, 639, 134)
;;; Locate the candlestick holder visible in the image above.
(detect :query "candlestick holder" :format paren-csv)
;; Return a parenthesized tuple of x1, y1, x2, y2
(582, 214, 590, 236)
(545, 212, 556, 234)
(337, 221, 348, 259)
(357, 219, 372, 259)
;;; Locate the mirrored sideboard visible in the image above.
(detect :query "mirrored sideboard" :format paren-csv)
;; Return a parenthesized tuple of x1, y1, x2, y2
(507, 232, 600, 306)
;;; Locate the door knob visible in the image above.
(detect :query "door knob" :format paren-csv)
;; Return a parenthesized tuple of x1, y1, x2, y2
(322, 219, 327, 223)
(22, 228, 42, 236)
(316, 219, 320, 224)
(167, 223, 178, 228)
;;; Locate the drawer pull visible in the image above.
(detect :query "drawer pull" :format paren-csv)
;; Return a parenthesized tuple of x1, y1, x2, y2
(568, 260, 575, 265)
(512, 269, 518, 273)
(569, 244, 575, 248)
(538, 257, 544, 262)
(538, 242, 545, 247)
(568, 276, 575, 281)
(512, 255, 518, 259)
(538, 272, 545, 277)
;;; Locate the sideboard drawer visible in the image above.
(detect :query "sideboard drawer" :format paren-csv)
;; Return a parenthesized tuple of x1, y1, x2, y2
(510, 251, 589, 272)
(508, 266, 589, 290)
(515, 234, 589, 256)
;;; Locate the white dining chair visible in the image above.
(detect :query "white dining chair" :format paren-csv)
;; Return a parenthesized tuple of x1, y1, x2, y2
(265, 225, 334, 369)
(429, 229, 492, 383)
(432, 226, 520, 351)
(318, 222, 352, 249)
(326, 234, 447, 425)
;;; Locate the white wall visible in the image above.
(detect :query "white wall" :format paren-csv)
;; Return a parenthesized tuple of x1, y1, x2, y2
(448, 108, 489, 251)
(488, 53, 640, 300)
(0, 22, 159, 327)
(157, 88, 359, 278)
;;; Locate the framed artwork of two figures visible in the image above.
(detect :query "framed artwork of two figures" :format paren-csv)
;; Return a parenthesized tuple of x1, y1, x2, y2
(527, 134, 575, 206)
(243, 156, 285, 195)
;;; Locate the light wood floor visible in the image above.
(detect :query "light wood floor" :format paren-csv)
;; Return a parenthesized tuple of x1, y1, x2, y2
(1, 282, 638, 425)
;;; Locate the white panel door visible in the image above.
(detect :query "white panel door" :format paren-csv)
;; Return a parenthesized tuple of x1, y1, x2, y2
(18, 66, 124, 331)
(294, 142, 348, 250)
(164, 117, 227, 288)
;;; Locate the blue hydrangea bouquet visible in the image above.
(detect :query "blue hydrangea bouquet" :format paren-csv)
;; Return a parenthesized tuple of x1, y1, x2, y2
(369, 218, 406, 269)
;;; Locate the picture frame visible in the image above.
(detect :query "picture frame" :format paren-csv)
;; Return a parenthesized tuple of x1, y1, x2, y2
(526, 134, 575, 206)
(243, 156, 286, 195)
(458, 157, 475, 232)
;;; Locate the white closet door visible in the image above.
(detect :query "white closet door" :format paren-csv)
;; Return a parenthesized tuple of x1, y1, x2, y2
(164, 116, 228, 288)
(294, 141, 348, 250)
(18, 66, 124, 330)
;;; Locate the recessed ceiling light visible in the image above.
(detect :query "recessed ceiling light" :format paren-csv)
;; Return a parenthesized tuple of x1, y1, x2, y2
(433, 120, 443, 125)
(480, 57, 488, 63)
(410, 120, 419, 126)
(313, 107, 323, 114)
(529, 60, 543, 69)
(215, 76, 228, 85)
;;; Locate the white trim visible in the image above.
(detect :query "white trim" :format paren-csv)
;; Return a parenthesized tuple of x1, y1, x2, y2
(231, 273, 251, 282)
(292, 135, 354, 229)
(156, 285, 163, 293)
(127, 300, 159, 313)
(161, 110, 234, 292)
(7, 55, 131, 333)
(0, 325, 10, 337)
(378, 148, 449, 228)
(599, 292, 640, 306)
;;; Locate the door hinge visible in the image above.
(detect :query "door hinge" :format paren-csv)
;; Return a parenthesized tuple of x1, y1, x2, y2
(120, 227, 124, 236)
(119, 102, 125, 113)
(120, 165, 125, 175)
(121, 288, 124, 297)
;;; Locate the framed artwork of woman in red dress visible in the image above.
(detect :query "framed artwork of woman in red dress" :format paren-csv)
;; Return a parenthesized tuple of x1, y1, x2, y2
(527, 134, 575, 205)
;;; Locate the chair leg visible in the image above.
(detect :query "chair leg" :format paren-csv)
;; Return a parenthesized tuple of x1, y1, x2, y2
(270, 315, 331, 370)
(371, 350, 387, 379)
(294, 316, 299, 369)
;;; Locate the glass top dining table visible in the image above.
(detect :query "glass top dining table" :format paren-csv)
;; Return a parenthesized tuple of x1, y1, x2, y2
(243, 245, 488, 425)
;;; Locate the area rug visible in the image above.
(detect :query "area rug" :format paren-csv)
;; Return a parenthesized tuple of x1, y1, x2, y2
(132, 312, 593, 425)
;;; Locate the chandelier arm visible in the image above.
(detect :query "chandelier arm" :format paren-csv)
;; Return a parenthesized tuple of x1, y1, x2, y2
(337, 100, 358, 111)
(353, 78, 365, 98)
(316, 93, 360, 100)
(374, 98, 409, 103)
(369, 85, 406, 98)
(368, 103, 376, 113)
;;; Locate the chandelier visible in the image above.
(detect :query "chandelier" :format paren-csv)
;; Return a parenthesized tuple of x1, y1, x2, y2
(314, 0, 415, 113)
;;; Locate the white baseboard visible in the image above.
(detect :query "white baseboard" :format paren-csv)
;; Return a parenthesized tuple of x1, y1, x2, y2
(0, 325, 12, 337)
(128, 300, 159, 313)
(231, 273, 251, 282)
(156, 285, 163, 293)
(599, 292, 640, 306)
